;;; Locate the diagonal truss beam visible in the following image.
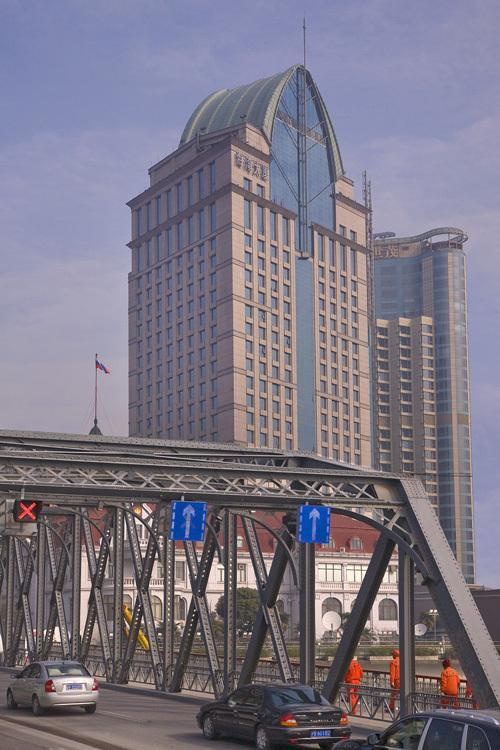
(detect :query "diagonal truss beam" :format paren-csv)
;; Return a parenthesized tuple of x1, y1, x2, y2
(401, 478, 500, 707)
(10, 536, 36, 662)
(322, 534, 395, 702)
(42, 525, 70, 659)
(239, 516, 294, 685)
(121, 509, 163, 688)
(170, 512, 222, 696)
(80, 513, 112, 679)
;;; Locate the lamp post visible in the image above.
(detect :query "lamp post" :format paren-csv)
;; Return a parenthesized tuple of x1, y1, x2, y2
(429, 608, 438, 641)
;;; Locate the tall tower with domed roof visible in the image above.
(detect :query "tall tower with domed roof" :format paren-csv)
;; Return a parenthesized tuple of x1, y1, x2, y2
(127, 66, 372, 467)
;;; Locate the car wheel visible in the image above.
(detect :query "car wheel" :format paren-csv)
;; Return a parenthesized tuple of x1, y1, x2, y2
(6, 689, 17, 710)
(84, 704, 97, 714)
(255, 725, 273, 750)
(32, 694, 45, 716)
(202, 712, 220, 740)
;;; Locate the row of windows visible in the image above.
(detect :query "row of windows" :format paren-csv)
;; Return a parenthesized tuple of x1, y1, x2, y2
(322, 596, 398, 621)
(243, 199, 291, 245)
(134, 204, 216, 271)
(134, 161, 216, 237)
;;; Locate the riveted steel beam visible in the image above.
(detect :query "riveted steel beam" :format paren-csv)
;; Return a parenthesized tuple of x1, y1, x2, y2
(239, 516, 294, 685)
(399, 549, 415, 715)
(80, 514, 112, 679)
(112, 508, 124, 681)
(170, 512, 222, 695)
(70, 515, 81, 660)
(322, 534, 395, 702)
(43, 525, 70, 659)
(223, 510, 237, 693)
(400, 478, 500, 708)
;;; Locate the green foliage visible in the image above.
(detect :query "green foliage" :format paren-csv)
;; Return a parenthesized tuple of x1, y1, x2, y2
(215, 587, 261, 635)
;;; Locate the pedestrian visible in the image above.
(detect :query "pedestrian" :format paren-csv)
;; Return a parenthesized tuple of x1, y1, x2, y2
(440, 658, 460, 708)
(465, 680, 479, 710)
(345, 656, 363, 715)
(389, 648, 400, 712)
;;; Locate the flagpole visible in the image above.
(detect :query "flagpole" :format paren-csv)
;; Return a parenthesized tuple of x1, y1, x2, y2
(94, 352, 98, 430)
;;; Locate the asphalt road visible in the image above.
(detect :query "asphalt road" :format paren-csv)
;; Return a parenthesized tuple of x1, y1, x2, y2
(0, 672, 380, 750)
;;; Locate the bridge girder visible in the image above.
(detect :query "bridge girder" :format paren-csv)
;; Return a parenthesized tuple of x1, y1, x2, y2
(0, 430, 498, 709)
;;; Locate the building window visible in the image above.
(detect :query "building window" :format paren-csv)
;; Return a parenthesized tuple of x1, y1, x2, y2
(345, 564, 368, 583)
(244, 199, 252, 229)
(149, 595, 162, 622)
(209, 160, 216, 192)
(210, 203, 217, 232)
(237, 563, 247, 583)
(379, 598, 398, 621)
(349, 537, 363, 551)
(282, 216, 289, 246)
(257, 205, 264, 235)
(322, 597, 342, 616)
(188, 175, 194, 206)
(176, 182, 183, 212)
(197, 168, 205, 200)
(174, 595, 187, 621)
(317, 563, 342, 582)
(175, 560, 186, 582)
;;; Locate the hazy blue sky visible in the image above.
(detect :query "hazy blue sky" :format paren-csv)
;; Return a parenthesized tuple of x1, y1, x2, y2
(1, 0, 499, 585)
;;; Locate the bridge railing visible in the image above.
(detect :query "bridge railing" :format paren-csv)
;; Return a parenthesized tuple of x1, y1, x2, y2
(6, 645, 476, 720)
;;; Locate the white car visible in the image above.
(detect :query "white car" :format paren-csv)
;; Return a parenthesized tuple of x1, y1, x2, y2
(6, 660, 99, 715)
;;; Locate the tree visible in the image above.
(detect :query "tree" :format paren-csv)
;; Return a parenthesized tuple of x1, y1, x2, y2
(215, 587, 261, 635)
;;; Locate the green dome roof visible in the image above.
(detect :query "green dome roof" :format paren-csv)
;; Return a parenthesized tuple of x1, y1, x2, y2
(180, 65, 343, 178)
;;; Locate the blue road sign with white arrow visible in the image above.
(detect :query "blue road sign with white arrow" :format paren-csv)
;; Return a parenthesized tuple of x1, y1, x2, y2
(297, 504, 331, 544)
(170, 501, 207, 542)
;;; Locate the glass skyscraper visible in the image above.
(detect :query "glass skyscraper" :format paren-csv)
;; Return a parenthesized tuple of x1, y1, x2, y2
(374, 228, 475, 582)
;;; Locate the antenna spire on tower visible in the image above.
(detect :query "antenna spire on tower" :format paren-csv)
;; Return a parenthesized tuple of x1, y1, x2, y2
(303, 17, 307, 69)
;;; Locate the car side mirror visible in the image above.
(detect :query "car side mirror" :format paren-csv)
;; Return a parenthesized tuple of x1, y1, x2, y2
(367, 733, 381, 746)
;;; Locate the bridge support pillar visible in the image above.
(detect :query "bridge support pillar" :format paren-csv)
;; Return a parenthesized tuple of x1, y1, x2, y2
(35, 524, 46, 659)
(299, 541, 315, 684)
(71, 515, 81, 660)
(223, 509, 237, 694)
(398, 549, 415, 715)
(162, 504, 175, 690)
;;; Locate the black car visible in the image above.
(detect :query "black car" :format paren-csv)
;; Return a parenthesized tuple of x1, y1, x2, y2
(333, 708, 500, 750)
(196, 682, 351, 750)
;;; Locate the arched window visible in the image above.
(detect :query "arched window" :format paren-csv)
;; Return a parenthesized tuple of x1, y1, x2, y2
(276, 599, 285, 614)
(322, 597, 342, 617)
(174, 595, 187, 621)
(151, 595, 162, 621)
(379, 598, 398, 621)
(349, 537, 363, 551)
(123, 594, 133, 609)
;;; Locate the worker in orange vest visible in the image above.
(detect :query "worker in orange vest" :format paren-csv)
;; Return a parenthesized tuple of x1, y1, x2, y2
(465, 680, 479, 710)
(345, 656, 363, 714)
(440, 659, 460, 708)
(389, 649, 400, 712)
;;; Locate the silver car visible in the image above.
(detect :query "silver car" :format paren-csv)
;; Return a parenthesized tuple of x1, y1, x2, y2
(6, 661, 99, 715)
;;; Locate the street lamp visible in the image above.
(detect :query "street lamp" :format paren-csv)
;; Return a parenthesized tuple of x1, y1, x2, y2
(429, 609, 438, 641)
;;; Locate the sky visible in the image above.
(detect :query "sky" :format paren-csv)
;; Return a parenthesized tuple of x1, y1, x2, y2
(1, 0, 499, 585)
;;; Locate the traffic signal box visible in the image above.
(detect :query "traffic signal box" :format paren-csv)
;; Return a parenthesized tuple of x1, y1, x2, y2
(0, 498, 42, 536)
(13, 500, 43, 523)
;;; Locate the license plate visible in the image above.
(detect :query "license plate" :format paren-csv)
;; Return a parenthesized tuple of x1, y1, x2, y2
(311, 730, 331, 738)
(66, 683, 83, 690)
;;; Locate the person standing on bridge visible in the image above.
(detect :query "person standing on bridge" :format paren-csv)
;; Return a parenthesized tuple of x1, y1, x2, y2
(440, 658, 460, 708)
(389, 648, 400, 712)
(345, 656, 363, 714)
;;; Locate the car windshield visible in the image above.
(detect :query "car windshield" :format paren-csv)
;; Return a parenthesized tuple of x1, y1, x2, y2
(269, 687, 330, 708)
(46, 664, 90, 677)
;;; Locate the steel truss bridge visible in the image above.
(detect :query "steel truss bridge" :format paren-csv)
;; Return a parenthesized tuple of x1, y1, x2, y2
(0, 430, 499, 712)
